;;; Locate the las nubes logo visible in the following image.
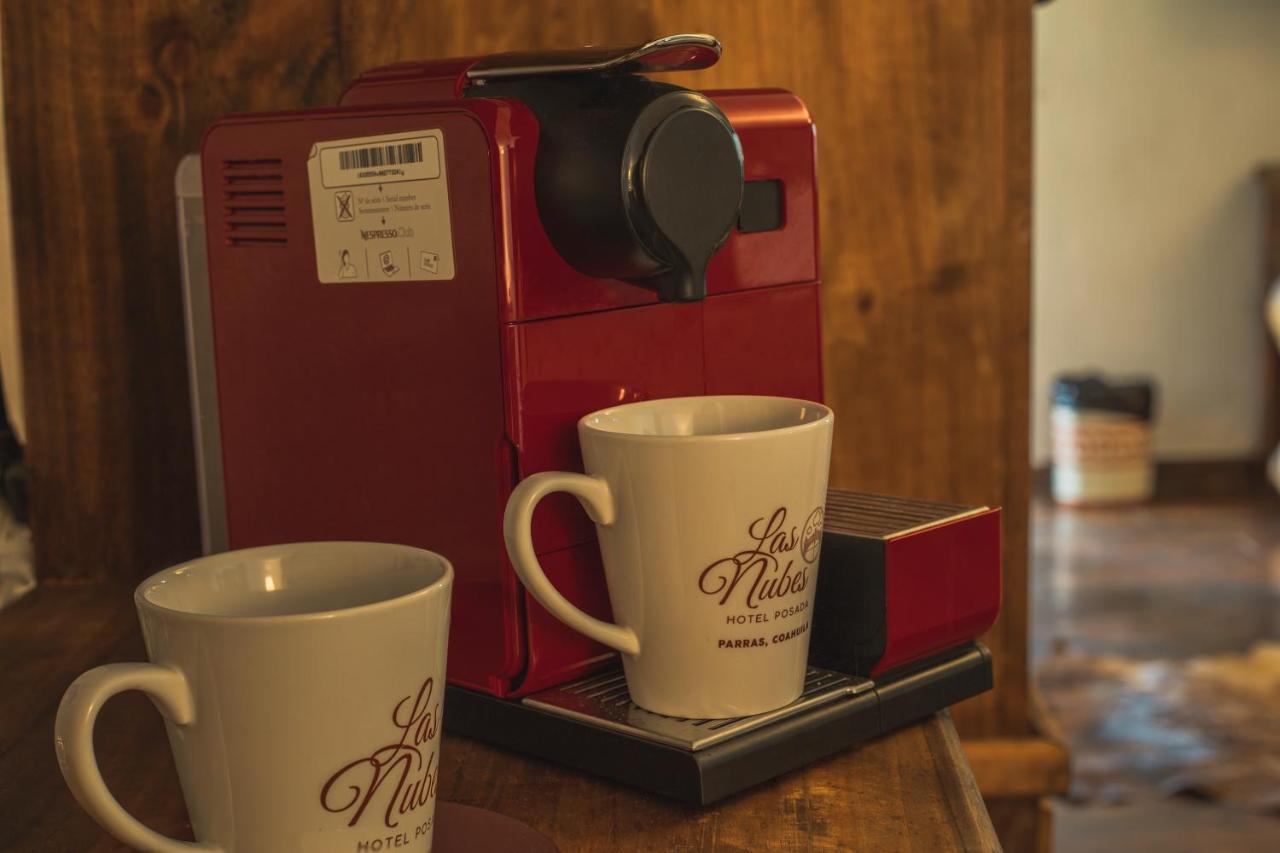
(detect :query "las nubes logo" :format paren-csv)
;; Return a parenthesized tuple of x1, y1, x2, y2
(321, 677, 440, 835)
(699, 506, 824, 610)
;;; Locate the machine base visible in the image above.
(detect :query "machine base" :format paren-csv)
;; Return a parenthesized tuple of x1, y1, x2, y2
(444, 642, 991, 805)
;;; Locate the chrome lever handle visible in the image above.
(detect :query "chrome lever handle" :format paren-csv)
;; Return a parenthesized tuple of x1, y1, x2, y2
(467, 33, 721, 83)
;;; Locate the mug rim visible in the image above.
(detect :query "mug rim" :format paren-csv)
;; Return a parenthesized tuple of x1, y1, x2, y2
(578, 394, 832, 442)
(134, 541, 453, 626)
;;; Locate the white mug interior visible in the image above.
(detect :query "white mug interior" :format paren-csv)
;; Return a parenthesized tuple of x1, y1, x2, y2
(137, 541, 451, 619)
(581, 395, 831, 440)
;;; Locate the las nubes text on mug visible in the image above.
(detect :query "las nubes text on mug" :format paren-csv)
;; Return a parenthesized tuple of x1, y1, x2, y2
(321, 677, 441, 850)
(697, 507, 822, 610)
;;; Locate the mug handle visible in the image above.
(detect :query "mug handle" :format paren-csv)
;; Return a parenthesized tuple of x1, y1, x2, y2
(503, 471, 640, 656)
(55, 663, 219, 852)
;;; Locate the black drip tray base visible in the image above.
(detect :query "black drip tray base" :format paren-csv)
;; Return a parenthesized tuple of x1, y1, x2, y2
(524, 665, 874, 750)
(444, 643, 991, 805)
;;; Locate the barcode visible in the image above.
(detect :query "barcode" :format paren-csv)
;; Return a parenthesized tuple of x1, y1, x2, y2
(338, 142, 424, 171)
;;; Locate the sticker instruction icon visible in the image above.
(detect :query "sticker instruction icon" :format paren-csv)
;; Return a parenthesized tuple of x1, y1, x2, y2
(334, 191, 354, 222)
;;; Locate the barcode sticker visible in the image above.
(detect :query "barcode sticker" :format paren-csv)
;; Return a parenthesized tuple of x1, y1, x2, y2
(316, 134, 440, 188)
(337, 141, 424, 171)
(306, 129, 454, 283)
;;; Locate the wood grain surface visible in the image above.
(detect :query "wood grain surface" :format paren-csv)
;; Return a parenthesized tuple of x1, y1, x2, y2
(963, 738, 1070, 799)
(0, 582, 999, 852)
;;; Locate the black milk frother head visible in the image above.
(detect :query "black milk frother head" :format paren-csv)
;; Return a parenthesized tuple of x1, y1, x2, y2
(467, 35, 744, 302)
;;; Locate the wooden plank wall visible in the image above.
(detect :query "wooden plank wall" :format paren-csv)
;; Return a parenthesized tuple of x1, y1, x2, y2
(3, 0, 1030, 742)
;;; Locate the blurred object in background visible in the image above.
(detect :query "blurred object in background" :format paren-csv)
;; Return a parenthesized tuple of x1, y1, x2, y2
(0, 17, 22, 451)
(1266, 277, 1280, 492)
(0, 11, 30, 609)
(1051, 373, 1157, 506)
(0, 488, 32, 608)
(0, 371, 27, 525)
(0, 371, 32, 608)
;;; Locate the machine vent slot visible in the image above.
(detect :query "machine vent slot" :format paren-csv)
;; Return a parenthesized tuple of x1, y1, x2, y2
(222, 158, 287, 247)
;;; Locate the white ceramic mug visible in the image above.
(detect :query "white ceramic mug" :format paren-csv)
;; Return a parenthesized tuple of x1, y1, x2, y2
(55, 542, 452, 853)
(504, 395, 833, 718)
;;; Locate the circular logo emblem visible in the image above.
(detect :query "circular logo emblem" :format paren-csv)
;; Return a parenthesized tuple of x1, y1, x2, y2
(801, 506, 824, 563)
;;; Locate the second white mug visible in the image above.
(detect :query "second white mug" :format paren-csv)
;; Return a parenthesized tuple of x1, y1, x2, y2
(55, 542, 452, 853)
(503, 395, 833, 719)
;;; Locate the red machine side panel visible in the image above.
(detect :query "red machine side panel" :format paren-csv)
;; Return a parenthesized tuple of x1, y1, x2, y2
(705, 91, 818, 297)
(509, 302, 705, 555)
(202, 106, 522, 694)
(504, 302, 704, 691)
(874, 509, 1003, 676)
(703, 282, 824, 401)
(507, 288, 826, 693)
(520, 544, 620, 692)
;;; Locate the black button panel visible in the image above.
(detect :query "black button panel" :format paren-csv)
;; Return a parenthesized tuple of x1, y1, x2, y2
(737, 179, 784, 233)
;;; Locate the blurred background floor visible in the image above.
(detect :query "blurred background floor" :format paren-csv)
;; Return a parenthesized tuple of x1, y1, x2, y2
(1050, 799, 1280, 853)
(1031, 476, 1280, 850)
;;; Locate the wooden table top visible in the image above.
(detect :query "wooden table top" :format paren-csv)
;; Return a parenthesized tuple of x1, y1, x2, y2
(0, 582, 999, 852)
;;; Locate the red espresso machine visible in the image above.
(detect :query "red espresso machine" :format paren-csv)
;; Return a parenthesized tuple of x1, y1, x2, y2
(179, 35, 999, 803)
